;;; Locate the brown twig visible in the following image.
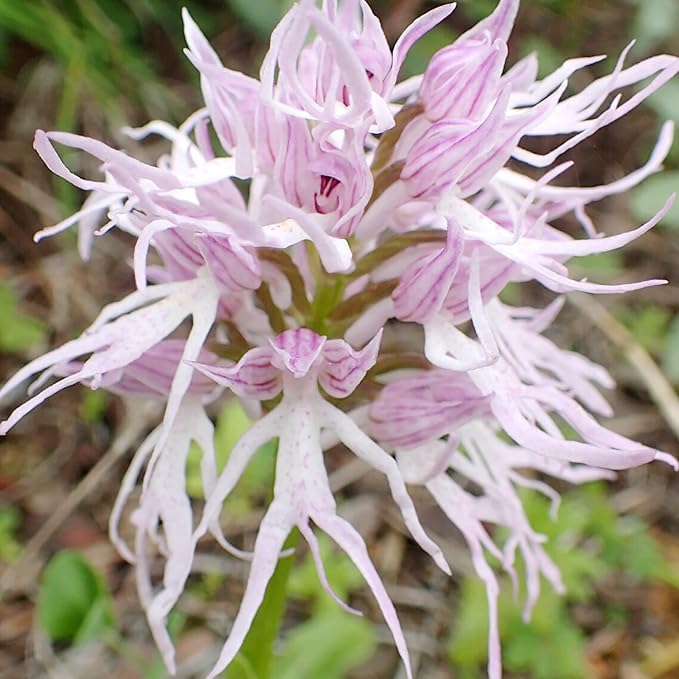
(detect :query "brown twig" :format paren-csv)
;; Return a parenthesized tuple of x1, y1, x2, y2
(639, 637, 679, 677)
(0, 164, 61, 224)
(568, 292, 679, 441)
(0, 401, 155, 597)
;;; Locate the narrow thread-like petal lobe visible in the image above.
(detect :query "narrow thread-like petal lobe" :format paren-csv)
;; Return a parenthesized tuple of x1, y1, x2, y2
(0, 275, 219, 434)
(4, 3, 678, 679)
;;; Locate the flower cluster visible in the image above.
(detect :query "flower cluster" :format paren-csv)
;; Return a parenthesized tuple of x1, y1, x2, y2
(2, 1, 678, 677)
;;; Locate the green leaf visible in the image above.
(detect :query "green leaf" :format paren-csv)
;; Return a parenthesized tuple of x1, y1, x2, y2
(662, 312, 679, 383)
(186, 400, 276, 507)
(632, 0, 679, 54)
(520, 36, 567, 78)
(616, 304, 671, 354)
(448, 577, 494, 669)
(225, 0, 290, 38)
(0, 506, 21, 562)
(225, 532, 298, 679)
(630, 172, 679, 230)
(571, 252, 623, 283)
(503, 611, 589, 679)
(647, 81, 679, 125)
(80, 389, 109, 423)
(275, 612, 376, 679)
(73, 596, 114, 645)
(501, 584, 589, 679)
(456, 0, 497, 22)
(0, 283, 46, 354)
(37, 550, 114, 643)
(450, 572, 590, 678)
(289, 534, 365, 614)
(450, 483, 678, 677)
(548, 546, 603, 603)
(617, 527, 666, 582)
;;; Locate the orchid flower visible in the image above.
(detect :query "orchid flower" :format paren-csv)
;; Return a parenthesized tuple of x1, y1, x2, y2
(187, 328, 448, 678)
(2, 2, 678, 679)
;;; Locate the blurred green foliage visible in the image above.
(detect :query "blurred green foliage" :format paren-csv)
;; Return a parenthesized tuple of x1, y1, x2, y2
(631, 172, 679, 230)
(572, 252, 625, 283)
(0, 0, 202, 127)
(278, 534, 378, 678)
(38, 549, 115, 644)
(401, 23, 458, 78)
(627, 0, 679, 55)
(226, 0, 293, 38)
(10, 2, 679, 677)
(79, 389, 110, 423)
(37, 546, 187, 676)
(186, 399, 277, 515)
(0, 282, 46, 355)
(617, 304, 672, 354)
(0, 506, 22, 561)
(662, 313, 679, 382)
(449, 483, 678, 679)
(0, 0, 218, 210)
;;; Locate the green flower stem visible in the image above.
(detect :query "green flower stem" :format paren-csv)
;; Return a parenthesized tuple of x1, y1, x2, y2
(308, 277, 346, 335)
(225, 529, 299, 679)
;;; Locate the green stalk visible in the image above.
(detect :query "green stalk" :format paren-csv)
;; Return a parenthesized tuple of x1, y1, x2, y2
(308, 277, 346, 335)
(225, 530, 299, 679)
(54, 49, 84, 218)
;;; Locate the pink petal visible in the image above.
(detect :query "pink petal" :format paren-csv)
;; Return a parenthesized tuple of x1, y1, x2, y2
(190, 348, 282, 400)
(387, 4, 456, 92)
(393, 220, 464, 323)
(270, 328, 327, 378)
(319, 330, 382, 398)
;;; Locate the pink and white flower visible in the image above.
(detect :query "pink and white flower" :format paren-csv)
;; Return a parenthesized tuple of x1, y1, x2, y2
(2, 2, 678, 678)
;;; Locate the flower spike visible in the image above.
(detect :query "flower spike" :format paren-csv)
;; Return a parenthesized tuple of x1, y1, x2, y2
(2, 2, 677, 678)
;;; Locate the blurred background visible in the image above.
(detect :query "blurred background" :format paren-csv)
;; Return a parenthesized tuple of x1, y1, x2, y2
(1, 1, 679, 677)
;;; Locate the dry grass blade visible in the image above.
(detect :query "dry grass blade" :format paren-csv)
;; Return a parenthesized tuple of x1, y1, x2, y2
(0, 401, 156, 597)
(569, 292, 679, 441)
(0, 165, 61, 224)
